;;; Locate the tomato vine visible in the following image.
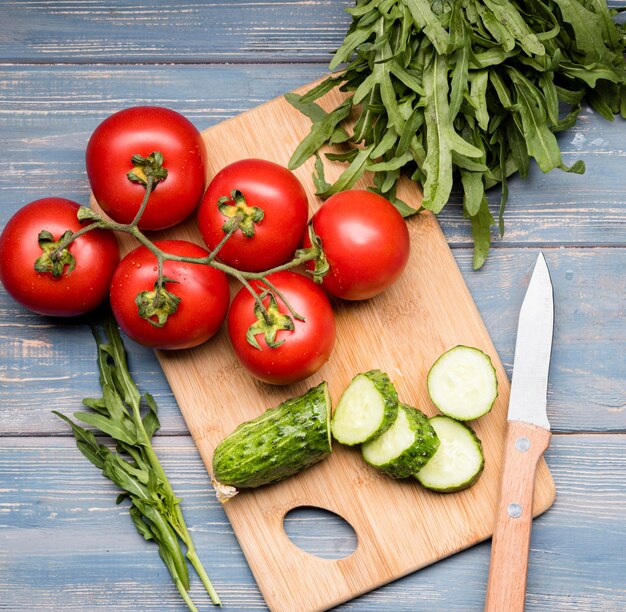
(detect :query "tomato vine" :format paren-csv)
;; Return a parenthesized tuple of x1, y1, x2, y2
(39, 156, 325, 337)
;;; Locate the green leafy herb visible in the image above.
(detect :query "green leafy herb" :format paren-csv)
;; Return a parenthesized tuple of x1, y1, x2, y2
(287, 0, 626, 268)
(54, 318, 221, 611)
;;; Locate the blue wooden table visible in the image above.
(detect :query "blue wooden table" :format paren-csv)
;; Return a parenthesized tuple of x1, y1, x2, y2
(1, 2, 625, 610)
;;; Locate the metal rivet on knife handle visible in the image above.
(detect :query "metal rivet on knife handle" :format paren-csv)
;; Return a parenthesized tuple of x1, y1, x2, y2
(507, 503, 522, 519)
(515, 437, 531, 452)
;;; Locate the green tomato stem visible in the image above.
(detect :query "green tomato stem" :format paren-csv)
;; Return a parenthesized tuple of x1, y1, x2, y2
(47, 167, 324, 334)
(261, 276, 306, 322)
(130, 174, 155, 227)
(48, 220, 106, 260)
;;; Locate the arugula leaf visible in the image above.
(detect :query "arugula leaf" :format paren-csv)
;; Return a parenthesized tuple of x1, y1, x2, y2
(422, 53, 482, 213)
(461, 170, 485, 217)
(286, 0, 626, 267)
(287, 98, 352, 170)
(317, 146, 374, 198)
(483, 0, 545, 56)
(55, 319, 221, 609)
(401, 0, 450, 54)
(470, 196, 495, 270)
(508, 67, 562, 172)
(73, 410, 138, 446)
(449, 19, 470, 121)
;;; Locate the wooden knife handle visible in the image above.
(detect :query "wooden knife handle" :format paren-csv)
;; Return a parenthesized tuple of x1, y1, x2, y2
(484, 420, 552, 612)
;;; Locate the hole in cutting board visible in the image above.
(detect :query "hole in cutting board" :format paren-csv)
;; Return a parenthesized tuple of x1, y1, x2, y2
(283, 506, 358, 560)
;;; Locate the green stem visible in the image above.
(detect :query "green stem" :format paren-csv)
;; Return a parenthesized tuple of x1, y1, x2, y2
(230, 270, 274, 326)
(49, 221, 105, 259)
(134, 418, 222, 606)
(128, 240, 318, 281)
(122, 221, 317, 328)
(172, 572, 199, 612)
(54, 181, 323, 331)
(130, 175, 155, 227)
(206, 216, 240, 262)
(104, 318, 142, 408)
(236, 248, 319, 280)
(104, 320, 221, 606)
(262, 277, 306, 322)
(182, 524, 222, 606)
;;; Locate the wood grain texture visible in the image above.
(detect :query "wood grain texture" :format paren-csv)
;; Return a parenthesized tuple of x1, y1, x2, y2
(485, 422, 552, 612)
(0, 0, 353, 63)
(1, 65, 624, 247)
(86, 84, 553, 611)
(2, 248, 624, 435)
(0, 435, 624, 611)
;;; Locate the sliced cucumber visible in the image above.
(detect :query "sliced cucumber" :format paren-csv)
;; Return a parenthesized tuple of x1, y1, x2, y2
(415, 415, 484, 492)
(212, 381, 332, 490)
(427, 345, 498, 421)
(331, 370, 398, 446)
(361, 403, 440, 479)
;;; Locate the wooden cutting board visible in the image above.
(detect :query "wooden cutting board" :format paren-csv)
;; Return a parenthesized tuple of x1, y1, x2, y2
(101, 83, 556, 611)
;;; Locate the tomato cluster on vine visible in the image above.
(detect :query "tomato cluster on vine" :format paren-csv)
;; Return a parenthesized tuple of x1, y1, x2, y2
(0, 106, 411, 385)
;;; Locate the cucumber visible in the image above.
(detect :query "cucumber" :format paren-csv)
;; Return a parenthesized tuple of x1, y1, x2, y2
(415, 415, 484, 492)
(330, 370, 399, 446)
(427, 345, 498, 421)
(361, 403, 440, 479)
(212, 381, 332, 489)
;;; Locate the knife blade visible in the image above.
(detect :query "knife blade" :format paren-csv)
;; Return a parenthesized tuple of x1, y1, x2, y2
(484, 252, 554, 612)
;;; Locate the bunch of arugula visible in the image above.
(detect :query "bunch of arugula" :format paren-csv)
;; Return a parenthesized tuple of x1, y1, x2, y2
(54, 318, 221, 611)
(287, 0, 626, 268)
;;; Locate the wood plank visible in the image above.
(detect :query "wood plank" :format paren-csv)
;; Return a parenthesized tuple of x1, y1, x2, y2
(0, 0, 353, 63)
(1, 65, 624, 248)
(0, 434, 624, 611)
(2, 248, 623, 436)
(1, 0, 622, 64)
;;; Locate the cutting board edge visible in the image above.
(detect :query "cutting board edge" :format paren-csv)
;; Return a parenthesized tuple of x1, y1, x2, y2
(246, 463, 556, 612)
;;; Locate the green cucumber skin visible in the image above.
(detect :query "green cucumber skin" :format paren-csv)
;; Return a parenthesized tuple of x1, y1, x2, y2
(331, 369, 399, 445)
(416, 416, 485, 493)
(359, 369, 399, 443)
(362, 404, 440, 479)
(212, 382, 332, 489)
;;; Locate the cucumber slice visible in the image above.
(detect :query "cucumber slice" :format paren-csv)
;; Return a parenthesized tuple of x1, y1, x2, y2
(415, 415, 484, 492)
(212, 381, 332, 489)
(427, 345, 498, 420)
(361, 403, 440, 478)
(331, 370, 398, 445)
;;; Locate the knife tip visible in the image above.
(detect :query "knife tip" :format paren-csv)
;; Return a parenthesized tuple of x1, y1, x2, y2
(534, 251, 550, 277)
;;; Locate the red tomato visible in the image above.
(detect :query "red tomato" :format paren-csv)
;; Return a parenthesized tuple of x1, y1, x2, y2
(303, 190, 410, 300)
(110, 240, 229, 350)
(197, 159, 308, 272)
(227, 271, 335, 385)
(86, 106, 206, 230)
(0, 197, 119, 317)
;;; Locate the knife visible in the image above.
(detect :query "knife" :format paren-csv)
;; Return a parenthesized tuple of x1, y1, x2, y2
(484, 252, 554, 612)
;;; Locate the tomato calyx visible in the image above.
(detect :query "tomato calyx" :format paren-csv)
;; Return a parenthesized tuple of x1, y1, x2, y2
(296, 224, 329, 284)
(34, 229, 76, 277)
(135, 276, 181, 327)
(127, 151, 168, 189)
(246, 290, 294, 350)
(217, 190, 264, 238)
(77, 206, 102, 222)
